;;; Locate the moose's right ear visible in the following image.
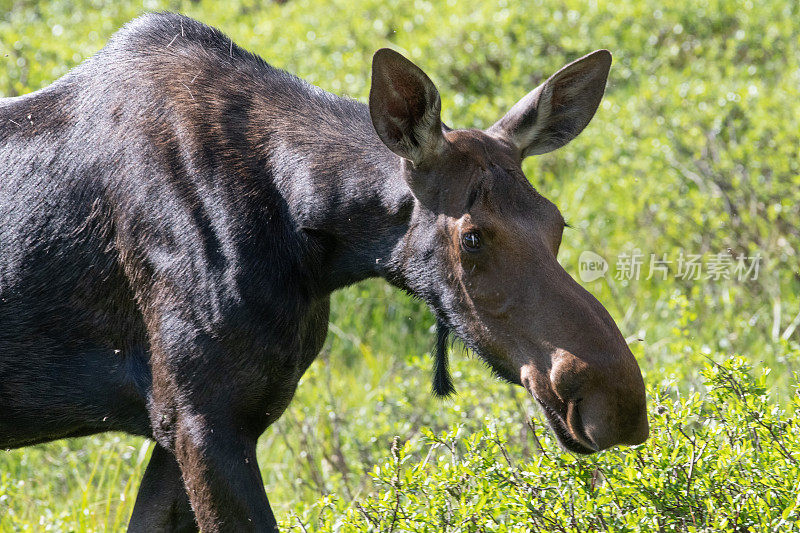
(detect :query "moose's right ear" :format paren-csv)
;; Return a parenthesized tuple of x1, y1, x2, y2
(369, 48, 445, 166)
(489, 50, 612, 159)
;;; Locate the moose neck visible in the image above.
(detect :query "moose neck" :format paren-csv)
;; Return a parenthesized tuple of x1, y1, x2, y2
(267, 103, 416, 296)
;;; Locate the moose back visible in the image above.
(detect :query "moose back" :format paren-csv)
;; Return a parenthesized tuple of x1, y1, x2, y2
(0, 13, 648, 532)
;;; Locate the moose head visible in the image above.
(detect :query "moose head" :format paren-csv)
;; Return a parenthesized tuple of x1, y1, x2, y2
(370, 48, 648, 453)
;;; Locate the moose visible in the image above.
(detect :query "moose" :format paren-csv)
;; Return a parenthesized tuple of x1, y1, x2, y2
(0, 13, 648, 532)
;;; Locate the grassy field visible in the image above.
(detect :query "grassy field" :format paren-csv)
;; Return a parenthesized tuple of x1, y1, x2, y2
(1, 0, 799, 530)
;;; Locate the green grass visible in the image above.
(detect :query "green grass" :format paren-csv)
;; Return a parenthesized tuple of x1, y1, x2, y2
(1, 0, 799, 530)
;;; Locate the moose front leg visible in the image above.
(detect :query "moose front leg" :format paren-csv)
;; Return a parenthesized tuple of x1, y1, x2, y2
(172, 415, 278, 532)
(146, 324, 288, 532)
(143, 293, 325, 531)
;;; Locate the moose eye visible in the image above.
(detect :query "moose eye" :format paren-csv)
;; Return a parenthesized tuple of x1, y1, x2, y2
(461, 231, 482, 252)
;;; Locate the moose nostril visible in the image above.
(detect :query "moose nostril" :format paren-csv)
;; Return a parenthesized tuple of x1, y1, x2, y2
(567, 400, 599, 451)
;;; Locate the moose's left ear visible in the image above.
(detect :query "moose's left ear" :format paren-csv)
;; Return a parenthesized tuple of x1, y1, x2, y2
(488, 50, 612, 159)
(369, 48, 445, 166)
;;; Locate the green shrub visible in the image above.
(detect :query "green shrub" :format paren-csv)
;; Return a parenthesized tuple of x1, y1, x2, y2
(286, 359, 800, 532)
